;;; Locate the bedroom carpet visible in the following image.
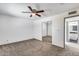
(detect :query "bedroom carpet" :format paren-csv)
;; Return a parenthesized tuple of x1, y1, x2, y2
(0, 37, 79, 56)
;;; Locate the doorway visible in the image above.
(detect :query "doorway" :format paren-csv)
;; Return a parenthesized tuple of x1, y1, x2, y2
(65, 15, 79, 48)
(42, 21, 52, 43)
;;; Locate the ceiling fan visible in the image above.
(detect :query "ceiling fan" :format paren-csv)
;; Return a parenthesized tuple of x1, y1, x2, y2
(22, 6, 44, 17)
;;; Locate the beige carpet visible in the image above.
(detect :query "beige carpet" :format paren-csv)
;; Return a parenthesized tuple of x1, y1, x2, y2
(0, 37, 79, 56)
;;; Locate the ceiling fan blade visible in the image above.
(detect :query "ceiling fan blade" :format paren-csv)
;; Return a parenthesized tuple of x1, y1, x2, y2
(28, 6, 33, 12)
(22, 11, 31, 13)
(30, 14, 32, 17)
(36, 14, 41, 17)
(36, 10, 44, 13)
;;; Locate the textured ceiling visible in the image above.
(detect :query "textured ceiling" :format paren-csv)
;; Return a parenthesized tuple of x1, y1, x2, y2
(0, 3, 79, 20)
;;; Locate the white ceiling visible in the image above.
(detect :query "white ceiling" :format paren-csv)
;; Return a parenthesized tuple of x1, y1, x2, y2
(0, 3, 79, 20)
(39, 3, 79, 16)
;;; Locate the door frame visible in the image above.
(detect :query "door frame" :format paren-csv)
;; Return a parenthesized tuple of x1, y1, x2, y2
(64, 15, 79, 48)
(41, 21, 52, 42)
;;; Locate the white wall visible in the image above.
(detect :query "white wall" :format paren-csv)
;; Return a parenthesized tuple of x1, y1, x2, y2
(0, 14, 34, 45)
(33, 21, 42, 41)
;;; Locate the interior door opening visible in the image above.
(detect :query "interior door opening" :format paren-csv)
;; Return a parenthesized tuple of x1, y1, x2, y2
(42, 21, 52, 43)
(65, 16, 79, 48)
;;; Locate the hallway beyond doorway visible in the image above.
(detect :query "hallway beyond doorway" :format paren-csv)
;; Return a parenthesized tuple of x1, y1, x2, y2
(42, 36, 52, 43)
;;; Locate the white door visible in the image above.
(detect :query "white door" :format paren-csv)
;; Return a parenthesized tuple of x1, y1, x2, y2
(52, 15, 65, 48)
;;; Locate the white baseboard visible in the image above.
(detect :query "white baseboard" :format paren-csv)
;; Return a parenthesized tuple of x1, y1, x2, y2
(0, 38, 32, 45)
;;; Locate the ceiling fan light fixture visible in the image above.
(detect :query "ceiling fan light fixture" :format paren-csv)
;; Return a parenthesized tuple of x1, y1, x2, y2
(32, 13, 36, 16)
(22, 6, 44, 17)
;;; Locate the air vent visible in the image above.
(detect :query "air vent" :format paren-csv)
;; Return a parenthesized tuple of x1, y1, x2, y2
(69, 11, 77, 15)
